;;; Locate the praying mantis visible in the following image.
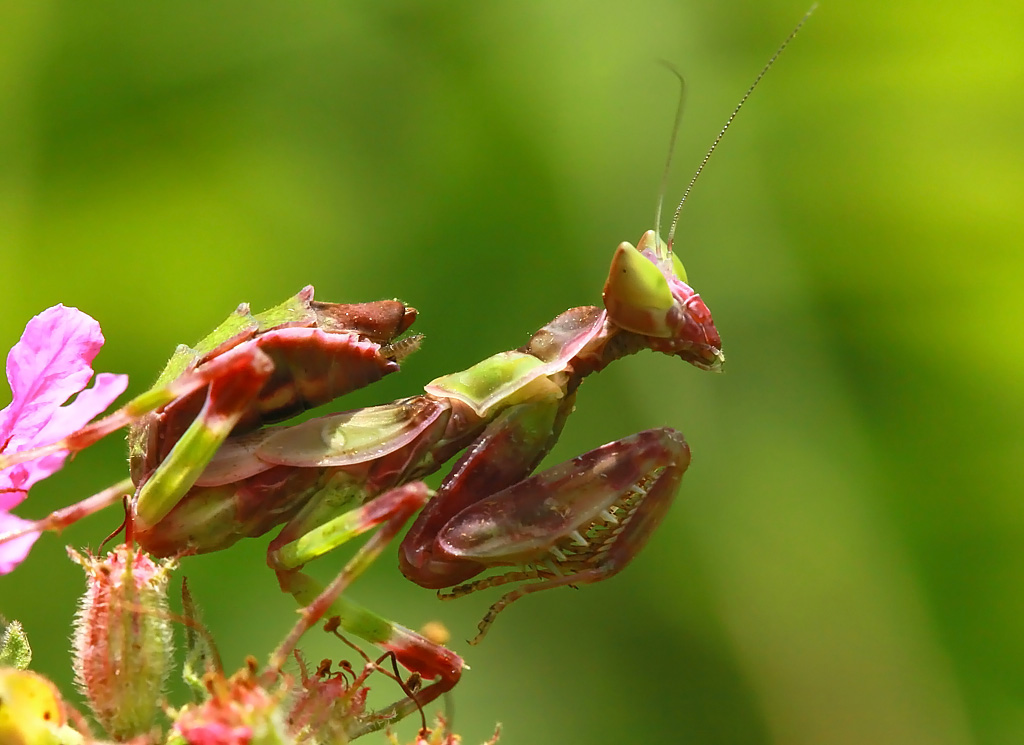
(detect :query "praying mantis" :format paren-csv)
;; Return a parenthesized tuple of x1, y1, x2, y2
(0, 9, 812, 728)
(1, 244, 716, 716)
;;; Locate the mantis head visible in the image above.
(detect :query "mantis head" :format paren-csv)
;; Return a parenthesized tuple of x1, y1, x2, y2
(602, 230, 724, 371)
(598, 6, 815, 374)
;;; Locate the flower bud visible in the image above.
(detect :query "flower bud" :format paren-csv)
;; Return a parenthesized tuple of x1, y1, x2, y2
(69, 545, 175, 740)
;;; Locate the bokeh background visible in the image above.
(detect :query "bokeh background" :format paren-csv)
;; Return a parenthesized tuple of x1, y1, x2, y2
(1, 1, 1021, 743)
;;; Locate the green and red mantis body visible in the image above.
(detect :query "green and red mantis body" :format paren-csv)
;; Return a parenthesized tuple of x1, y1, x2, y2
(0, 241, 720, 714)
(0, 9, 811, 726)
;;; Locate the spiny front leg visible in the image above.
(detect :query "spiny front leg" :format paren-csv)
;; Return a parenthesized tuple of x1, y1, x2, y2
(417, 427, 690, 644)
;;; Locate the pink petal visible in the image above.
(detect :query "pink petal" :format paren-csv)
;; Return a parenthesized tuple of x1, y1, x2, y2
(0, 305, 104, 442)
(0, 305, 128, 572)
(36, 371, 129, 441)
(19, 371, 129, 493)
(0, 512, 41, 574)
(0, 486, 26, 512)
(0, 306, 128, 497)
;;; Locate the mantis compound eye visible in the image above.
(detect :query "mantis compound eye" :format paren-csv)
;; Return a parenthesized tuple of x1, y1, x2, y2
(603, 230, 690, 339)
(603, 229, 723, 370)
(603, 240, 671, 335)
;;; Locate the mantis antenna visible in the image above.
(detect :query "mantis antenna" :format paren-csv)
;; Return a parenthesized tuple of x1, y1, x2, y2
(665, 4, 817, 254)
(652, 62, 687, 258)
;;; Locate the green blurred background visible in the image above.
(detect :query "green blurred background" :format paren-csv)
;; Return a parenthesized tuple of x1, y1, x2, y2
(1, 1, 1021, 743)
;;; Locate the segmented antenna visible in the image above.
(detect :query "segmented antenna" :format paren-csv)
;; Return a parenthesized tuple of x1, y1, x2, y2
(666, 4, 816, 252)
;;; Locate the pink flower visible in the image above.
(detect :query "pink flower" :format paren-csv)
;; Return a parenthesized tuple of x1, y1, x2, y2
(0, 305, 128, 573)
(175, 721, 254, 745)
(0, 513, 40, 576)
(172, 667, 281, 745)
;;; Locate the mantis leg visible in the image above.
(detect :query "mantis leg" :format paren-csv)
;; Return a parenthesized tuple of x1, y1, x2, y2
(404, 423, 691, 644)
(132, 346, 275, 530)
(267, 482, 463, 715)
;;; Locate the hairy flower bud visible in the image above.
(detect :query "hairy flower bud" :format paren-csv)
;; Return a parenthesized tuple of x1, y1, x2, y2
(69, 544, 176, 740)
